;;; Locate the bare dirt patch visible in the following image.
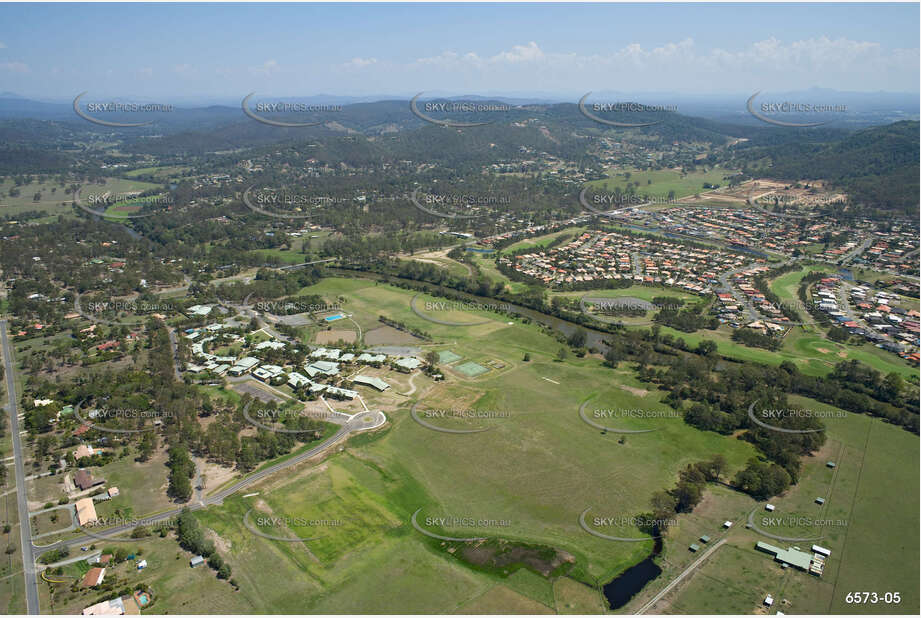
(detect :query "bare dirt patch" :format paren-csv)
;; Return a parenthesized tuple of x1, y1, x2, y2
(619, 384, 649, 397)
(206, 527, 232, 554)
(315, 329, 357, 344)
(364, 325, 422, 346)
(198, 458, 237, 497)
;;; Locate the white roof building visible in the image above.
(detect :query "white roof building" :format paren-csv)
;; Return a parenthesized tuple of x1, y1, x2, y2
(287, 372, 312, 388)
(353, 375, 391, 391)
(308, 360, 340, 376)
(252, 365, 284, 381)
(187, 304, 213, 316)
(395, 357, 423, 371)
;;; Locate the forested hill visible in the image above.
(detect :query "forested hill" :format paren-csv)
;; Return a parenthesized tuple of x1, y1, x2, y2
(736, 120, 919, 216)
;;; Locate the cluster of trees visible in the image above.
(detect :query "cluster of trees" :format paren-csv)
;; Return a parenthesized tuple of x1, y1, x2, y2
(733, 459, 793, 500)
(320, 267, 917, 505)
(646, 455, 728, 535)
(733, 121, 919, 216)
(167, 445, 195, 502)
(378, 315, 431, 341)
(176, 509, 231, 579)
(653, 296, 718, 332)
(731, 327, 782, 351)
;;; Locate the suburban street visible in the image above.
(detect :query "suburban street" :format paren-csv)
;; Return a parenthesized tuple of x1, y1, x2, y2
(1, 319, 40, 614)
(718, 262, 764, 322)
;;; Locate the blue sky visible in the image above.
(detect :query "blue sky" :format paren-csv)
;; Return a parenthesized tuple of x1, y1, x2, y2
(1, 2, 918, 100)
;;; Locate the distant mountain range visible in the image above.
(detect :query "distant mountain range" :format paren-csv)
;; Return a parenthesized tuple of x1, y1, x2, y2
(1, 89, 917, 128)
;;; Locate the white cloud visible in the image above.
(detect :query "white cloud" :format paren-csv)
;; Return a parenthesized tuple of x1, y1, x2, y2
(341, 57, 378, 70)
(490, 41, 544, 64)
(250, 59, 280, 76)
(407, 37, 917, 92)
(0, 61, 28, 73)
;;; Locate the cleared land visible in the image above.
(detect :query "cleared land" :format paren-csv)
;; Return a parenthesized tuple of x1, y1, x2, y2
(636, 397, 918, 615)
(588, 166, 733, 200)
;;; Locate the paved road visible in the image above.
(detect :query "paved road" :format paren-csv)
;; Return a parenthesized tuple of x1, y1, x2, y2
(1, 320, 40, 614)
(32, 410, 385, 553)
(630, 251, 642, 278)
(838, 236, 873, 266)
(718, 263, 763, 322)
(165, 327, 183, 381)
(836, 281, 859, 322)
(278, 258, 338, 271)
(634, 539, 727, 614)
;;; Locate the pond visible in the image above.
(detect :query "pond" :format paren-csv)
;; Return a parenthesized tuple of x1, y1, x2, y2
(602, 534, 664, 610)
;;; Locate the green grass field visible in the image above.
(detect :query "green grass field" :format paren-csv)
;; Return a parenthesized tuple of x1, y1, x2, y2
(123, 165, 191, 180)
(655, 324, 916, 380)
(468, 252, 530, 293)
(112, 276, 769, 613)
(93, 450, 175, 519)
(646, 396, 919, 615)
(500, 227, 588, 254)
(0, 490, 26, 614)
(769, 265, 833, 311)
(587, 166, 734, 200)
(0, 177, 161, 219)
(30, 275, 914, 615)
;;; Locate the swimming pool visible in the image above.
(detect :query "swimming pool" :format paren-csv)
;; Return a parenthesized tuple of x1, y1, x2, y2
(324, 313, 345, 322)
